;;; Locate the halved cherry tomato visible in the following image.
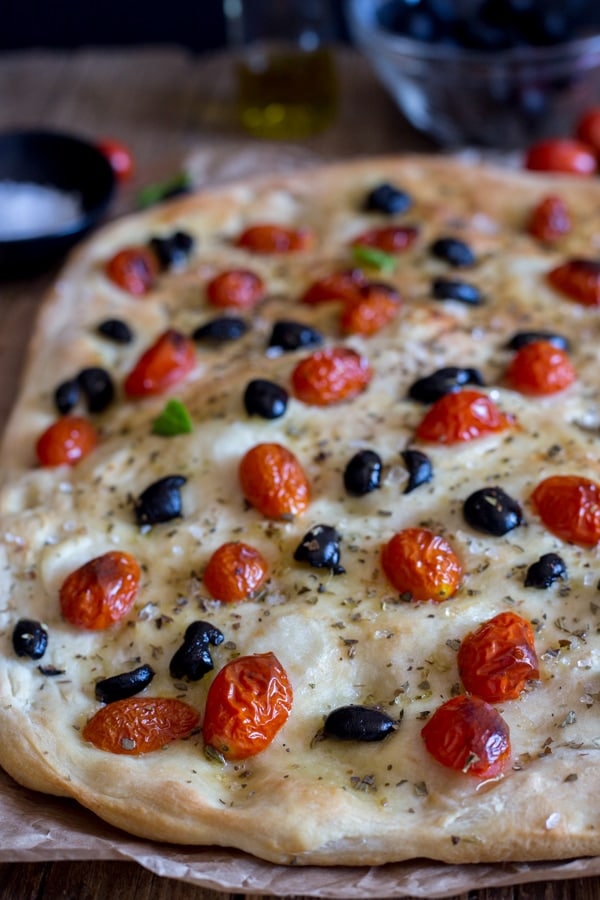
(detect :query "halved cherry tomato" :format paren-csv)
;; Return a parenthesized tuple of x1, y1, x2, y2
(203, 541, 268, 602)
(203, 652, 293, 760)
(124, 329, 196, 397)
(421, 695, 511, 779)
(575, 107, 600, 156)
(340, 284, 401, 336)
(239, 442, 310, 519)
(236, 224, 313, 254)
(527, 195, 571, 242)
(531, 474, 600, 546)
(547, 258, 600, 306)
(36, 415, 98, 467)
(302, 269, 368, 305)
(524, 138, 597, 176)
(206, 269, 266, 310)
(381, 527, 462, 603)
(415, 389, 513, 444)
(105, 246, 159, 296)
(457, 611, 539, 703)
(350, 225, 418, 254)
(291, 347, 372, 406)
(97, 137, 135, 182)
(60, 550, 141, 630)
(505, 339, 575, 395)
(83, 696, 199, 754)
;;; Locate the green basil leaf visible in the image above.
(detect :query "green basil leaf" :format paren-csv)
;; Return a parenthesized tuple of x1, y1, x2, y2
(137, 171, 191, 209)
(351, 245, 397, 274)
(152, 399, 193, 436)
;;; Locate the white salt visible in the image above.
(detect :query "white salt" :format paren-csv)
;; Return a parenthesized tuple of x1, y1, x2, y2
(0, 180, 83, 239)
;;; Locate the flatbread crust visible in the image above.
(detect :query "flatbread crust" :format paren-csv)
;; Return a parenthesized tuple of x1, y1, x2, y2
(0, 155, 599, 866)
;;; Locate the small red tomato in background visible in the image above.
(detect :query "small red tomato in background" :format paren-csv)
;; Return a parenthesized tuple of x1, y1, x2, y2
(524, 138, 597, 176)
(302, 269, 368, 305)
(531, 474, 600, 546)
(340, 284, 401, 336)
(415, 389, 513, 444)
(203, 541, 269, 602)
(203, 652, 293, 760)
(206, 269, 266, 310)
(421, 694, 511, 779)
(239, 442, 310, 519)
(106, 246, 159, 296)
(575, 107, 600, 156)
(527, 195, 571, 242)
(83, 696, 199, 754)
(547, 258, 600, 307)
(97, 137, 135, 183)
(60, 550, 141, 629)
(505, 339, 575, 395)
(381, 527, 462, 603)
(236, 224, 313, 254)
(350, 225, 418, 254)
(291, 347, 372, 406)
(124, 329, 196, 397)
(36, 415, 98, 467)
(457, 611, 539, 703)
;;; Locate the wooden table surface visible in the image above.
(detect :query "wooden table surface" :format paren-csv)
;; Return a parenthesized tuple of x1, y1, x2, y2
(0, 45, 597, 900)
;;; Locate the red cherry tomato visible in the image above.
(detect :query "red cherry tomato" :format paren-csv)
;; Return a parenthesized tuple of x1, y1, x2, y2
(36, 415, 98, 467)
(527, 195, 571, 242)
(106, 246, 159, 296)
(505, 339, 575, 395)
(547, 258, 600, 306)
(457, 611, 539, 703)
(124, 329, 196, 397)
(83, 696, 199, 754)
(202, 652, 293, 760)
(302, 269, 368, 305)
(421, 695, 511, 779)
(97, 137, 135, 182)
(531, 475, 600, 546)
(340, 284, 401, 336)
(203, 541, 269, 602)
(351, 225, 418, 254)
(575, 107, 600, 155)
(239, 442, 310, 519)
(236, 224, 313, 254)
(524, 138, 597, 176)
(381, 527, 462, 603)
(60, 551, 141, 630)
(415, 389, 513, 444)
(291, 347, 373, 406)
(206, 269, 266, 310)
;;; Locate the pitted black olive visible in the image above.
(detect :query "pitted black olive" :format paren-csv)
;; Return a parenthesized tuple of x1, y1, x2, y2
(364, 182, 412, 215)
(134, 474, 187, 525)
(268, 320, 323, 352)
(12, 618, 48, 660)
(323, 705, 397, 742)
(94, 663, 155, 704)
(294, 524, 345, 574)
(169, 620, 225, 682)
(54, 378, 80, 414)
(430, 237, 475, 268)
(244, 379, 288, 419)
(505, 330, 570, 352)
(343, 449, 382, 496)
(432, 278, 482, 305)
(192, 316, 248, 343)
(77, 367, 115, 413)
(408, 366, 485, 404)
(149, 230, 194, 268)
(463, 486, 524, 536)
(401, 449, 433, 493)
(525, 552, 567, 589)
(96, 318, 134, 344)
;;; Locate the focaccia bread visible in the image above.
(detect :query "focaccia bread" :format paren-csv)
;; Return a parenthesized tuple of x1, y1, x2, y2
(0, 156, 599, 866)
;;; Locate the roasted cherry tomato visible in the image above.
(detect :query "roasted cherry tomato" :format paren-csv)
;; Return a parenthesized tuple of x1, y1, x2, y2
(202, 652, 293, 760)
(60, 550, 141, 630)
(415, 389, 513, 444)
(381, 527, 462, 603)
(574, 107, 600, 156)
(239, 442, 310, 519)
(547, 258, 600, 306)
(291, 347, 373, 406)
(124, 329, 196, 397)
(203, 541, 269, 603)
(505, 339, 575, 395)
(206, 269, 266, 310)
(350, 225, 418, 254)
(97, 137, 135, 182)
(302, 269, 368, 305)
(83, 696, 199, 754)
(524, 138, 597, 176)
(236, 224, 313, 254)
(527, 195, 571, 242)
(340, 284, 400, 336)
(531, 474, 600, 546)
(421, 695, 511, 779)
(36, 415, 98, 467)
(457, 611, 539, 703)
(105, 245, 159, 296)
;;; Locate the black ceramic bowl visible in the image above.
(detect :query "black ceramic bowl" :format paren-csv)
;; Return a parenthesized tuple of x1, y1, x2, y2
(0, 130, 116, 277)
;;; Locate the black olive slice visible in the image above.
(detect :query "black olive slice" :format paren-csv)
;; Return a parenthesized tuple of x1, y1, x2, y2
(408, 366, 485, 404)
(432, 278, 483, 305)
(463, 486, 524, 536)
(243, 379, 288, 419)
(77, 367, 115, 413)
(343, 449, 382, 496)
(95, 664, 155, 703)
(505, 330, 570, 351)
(268, 320, 323, 352)
(323, 705, 398, 742)
(192, 316, 248, 343)
(97, 318, 134, 344)
(149, 230, 194, 268)
(169, 620, 225, 681)
(364, 182, 412, 215)
(294, 524, 345, 574)
(54, 379, 80, 415)
(401, 449, 433, 493)
(12, 618, 48, 660)
(525, 552, 567, 589)
(430, 237, 475, 267)
(134, 475, 187, 525)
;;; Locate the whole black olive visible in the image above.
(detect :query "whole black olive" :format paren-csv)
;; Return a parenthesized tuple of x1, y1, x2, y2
(134, 475, 187, 526)
(169, 620, 225, 682)
(243, 379, 288, 419)
(408, 366, 485, 404)
(323, 705, 398, 742)
(12, 618, 48, 660)
(54, 379, 80, 415)
(401, 449, 433, 493)
(505, 330, 570, 352)
(430, 237, 475, 268)
(268, 320, 323, 353)
(343, 449, 382, 496)
(95, 664, 155, 704)
(364, 182, 412, 215)
(432, 278, 483, 305)
(525, 552, 567, 589)
(192, 316, 248, 343)
(294, 524, 345, 574)
(96, 318, 133, 344)
(149, 230, 194, 268)
(77, 367, 115, 413)
(463, 486, 524, 536)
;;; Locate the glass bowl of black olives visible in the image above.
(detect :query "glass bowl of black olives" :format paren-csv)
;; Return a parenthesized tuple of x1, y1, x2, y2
(347, 0, 600, 148)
